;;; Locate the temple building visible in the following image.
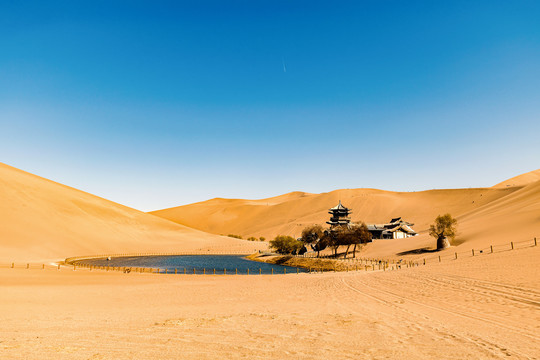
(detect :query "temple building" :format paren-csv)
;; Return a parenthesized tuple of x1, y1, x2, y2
(368, 217, 418, 239)
(325, 202, 417, 239)
(326, 201, 351, 228)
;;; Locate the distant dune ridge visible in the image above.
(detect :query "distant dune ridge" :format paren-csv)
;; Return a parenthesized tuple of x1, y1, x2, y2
(1, 163, 539, 262)
(151, 169, 540, 256)
(492, 168, 540, 188)
(0, 163, 264, 262)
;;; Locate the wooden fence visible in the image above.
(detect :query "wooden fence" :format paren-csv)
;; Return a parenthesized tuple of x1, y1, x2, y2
(1, 237, 536, 275)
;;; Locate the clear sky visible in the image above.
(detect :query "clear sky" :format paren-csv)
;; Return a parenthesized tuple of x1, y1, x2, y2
(1, 1, 539, 211)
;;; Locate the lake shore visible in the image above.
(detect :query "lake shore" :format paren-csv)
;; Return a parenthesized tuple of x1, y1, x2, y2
(246, 253, 361, 271)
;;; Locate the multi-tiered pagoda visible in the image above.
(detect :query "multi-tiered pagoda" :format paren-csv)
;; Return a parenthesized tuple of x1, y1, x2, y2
(326, 201, 351, 228)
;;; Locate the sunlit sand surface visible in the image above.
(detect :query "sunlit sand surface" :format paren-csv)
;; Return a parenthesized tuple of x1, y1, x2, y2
(1, 163, 539, 359)
(1, 247, 537, 359)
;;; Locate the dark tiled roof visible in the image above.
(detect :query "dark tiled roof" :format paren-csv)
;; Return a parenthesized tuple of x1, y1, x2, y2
(329, 200, 350, 211)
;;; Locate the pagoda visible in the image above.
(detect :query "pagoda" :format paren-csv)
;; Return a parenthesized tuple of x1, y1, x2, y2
(326, 201, 351, 228)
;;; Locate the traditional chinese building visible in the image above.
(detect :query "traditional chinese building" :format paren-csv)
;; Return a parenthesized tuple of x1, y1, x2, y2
(368, 217, 417, 239)
(326, 201, 351, 228)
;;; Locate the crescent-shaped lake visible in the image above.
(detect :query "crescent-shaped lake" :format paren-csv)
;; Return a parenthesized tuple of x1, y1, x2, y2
(80, 255, 307, 274)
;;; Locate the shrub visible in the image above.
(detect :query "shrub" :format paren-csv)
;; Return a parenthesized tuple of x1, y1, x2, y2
(259, 237, 266, 241)
(270, 235, 303, 255)
(227, 234, 243, 239)
(429, 214, 457, 250)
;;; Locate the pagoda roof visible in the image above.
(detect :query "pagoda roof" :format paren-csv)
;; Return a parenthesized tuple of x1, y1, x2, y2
(329, 200, 350, 211)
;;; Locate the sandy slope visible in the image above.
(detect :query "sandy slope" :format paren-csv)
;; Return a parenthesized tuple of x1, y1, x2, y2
(493, 168, 540, 188)
(1, 164, 538, 359)
(0, 245, 537, 359)
(0, 163, 266, 262)
(151, 170, 540, 252)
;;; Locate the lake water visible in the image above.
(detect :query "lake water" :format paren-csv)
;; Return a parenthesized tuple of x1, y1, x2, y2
(80, 255, 306, 275)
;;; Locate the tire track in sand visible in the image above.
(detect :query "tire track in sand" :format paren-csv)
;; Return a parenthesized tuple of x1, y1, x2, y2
(336, 275, 537, 359)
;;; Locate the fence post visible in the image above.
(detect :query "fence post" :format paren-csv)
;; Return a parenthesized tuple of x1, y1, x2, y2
(27, 263, 29, 269)
(57, 264, 60, 270)
(535, 237, 537, 246)
(11, 262, 14, 268)
(491, 245, 493, 253)
(247, 268, 249, 275)
(271, 268, 273, 275)
(203, 268, 206, 275)
(455, 252, 457, 259)
(235, 268, 238, 275)
(511, 242, 514, 250)
(42, 264, 44, 270)
(423, 259, 426, 265)
(472, 249, 474, 256)
(214, 268, 216, 275)
(259, 268, 262, 275)
(438, 256, 441, 262)
(175, 268, 177, 274)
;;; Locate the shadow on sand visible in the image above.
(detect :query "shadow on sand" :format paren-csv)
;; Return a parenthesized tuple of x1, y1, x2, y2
(396, 247, 440, 256)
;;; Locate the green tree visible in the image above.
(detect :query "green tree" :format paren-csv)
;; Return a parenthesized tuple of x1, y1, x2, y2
(429, 214, 458, 250)
(301, 225, 324, 256)
(270, 235, 303, 255)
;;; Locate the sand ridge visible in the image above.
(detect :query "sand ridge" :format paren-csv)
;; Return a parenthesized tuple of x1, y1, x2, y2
(151, 169, 540, 256)
(1, 164, 539, 359)
(492, 168, 540, 188)
(0, 162, 266, 262)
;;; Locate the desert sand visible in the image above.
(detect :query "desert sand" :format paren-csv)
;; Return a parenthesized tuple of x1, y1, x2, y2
(151, 169, 540, 257)
(0, 162, 266, 262)
(1, 246, 538, 359)
(1, 164, 539, 359)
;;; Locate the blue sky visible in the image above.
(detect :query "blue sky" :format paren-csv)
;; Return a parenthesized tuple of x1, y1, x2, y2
(1, 1, 539, 211)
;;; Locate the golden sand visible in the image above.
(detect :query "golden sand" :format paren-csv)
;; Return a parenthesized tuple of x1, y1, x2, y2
(1, 163, 539, 359)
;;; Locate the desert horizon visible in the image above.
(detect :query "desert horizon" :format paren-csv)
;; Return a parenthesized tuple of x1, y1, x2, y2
(2, 161, 539, 262)
(1, 162, 539, 360)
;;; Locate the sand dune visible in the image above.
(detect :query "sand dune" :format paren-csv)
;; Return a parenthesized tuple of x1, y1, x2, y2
(492, 168, 540, 188)
(1, 164, 539, 359)
(0, 163, 265, 262)
(151, 182, 534, 238)
(152, 169, 540, 258)
(2, 161, 538, 262)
